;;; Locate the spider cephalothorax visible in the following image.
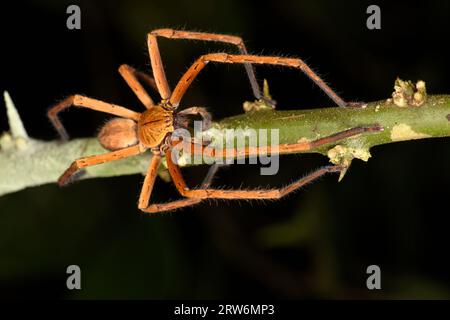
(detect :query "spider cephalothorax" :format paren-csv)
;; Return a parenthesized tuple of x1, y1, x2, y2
(137, 104, 174, 148)
(48, 28, 382, 214)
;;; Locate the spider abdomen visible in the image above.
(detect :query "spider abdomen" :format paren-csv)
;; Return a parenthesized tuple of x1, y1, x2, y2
(138, 105, 174, 148)
(98, 118, 139, 151)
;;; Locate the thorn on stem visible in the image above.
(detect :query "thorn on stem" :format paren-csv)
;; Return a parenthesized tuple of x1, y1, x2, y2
(3, 91, 29, 141)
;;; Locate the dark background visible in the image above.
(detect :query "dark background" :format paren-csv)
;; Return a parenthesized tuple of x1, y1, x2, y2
(0, 0, 449, 299)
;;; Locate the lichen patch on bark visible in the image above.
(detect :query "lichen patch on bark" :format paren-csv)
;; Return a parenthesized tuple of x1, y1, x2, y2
(390, 123, 430, 141)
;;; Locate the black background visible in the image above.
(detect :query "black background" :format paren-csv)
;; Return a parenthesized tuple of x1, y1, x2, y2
(0, 0, 449, 299)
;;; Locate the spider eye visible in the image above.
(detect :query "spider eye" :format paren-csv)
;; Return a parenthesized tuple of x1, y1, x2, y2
(98, 118, 138, 151)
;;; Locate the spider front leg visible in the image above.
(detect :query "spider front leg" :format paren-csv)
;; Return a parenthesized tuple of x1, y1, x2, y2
(58, 144, 144, 185)
(160, 121, 382, 202)
(148, 29, 262, 101)
(139, 123, 382, 212)
(147, 33, 172, 100)
(170, 53, 348, 108)
(48, 95, 140, 140)
(182, 124, 382, 158)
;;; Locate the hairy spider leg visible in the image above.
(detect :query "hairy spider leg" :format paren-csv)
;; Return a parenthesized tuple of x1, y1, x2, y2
(139, 161, 221, 213)
(57, 144, 145, 185)
(118, 64, 156, 109)
(148, 28, 262, 102)
(170, 53, 347, 108)
(48, 95, 141, 140)
(139, 124, 382, 213)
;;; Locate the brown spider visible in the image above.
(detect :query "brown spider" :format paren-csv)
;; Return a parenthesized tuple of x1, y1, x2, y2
(48, 29, 382, 213)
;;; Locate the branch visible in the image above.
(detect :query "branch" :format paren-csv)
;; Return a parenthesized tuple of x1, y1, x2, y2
(1, 79, 449, 196)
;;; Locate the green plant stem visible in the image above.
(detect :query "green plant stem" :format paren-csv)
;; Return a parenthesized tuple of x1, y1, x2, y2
(218, 95, 450, 156)
(1, 91, 449, 197)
